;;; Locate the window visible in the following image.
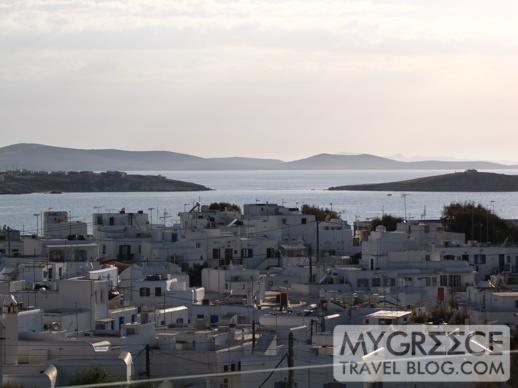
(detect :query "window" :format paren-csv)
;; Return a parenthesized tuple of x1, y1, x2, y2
(212, 249, 220, 259)
(372, 278, 381, 287)
(131, 314, 136, 323)
(49, 250, 64, 262)
(74, 249, 87, 261)
(475, 254, 487, 265)
(241, 248, 253, 258)
(139, 287, 150, 297)
(266, 248, 275, 258)
(440, 275, 448, 287)
(171, 233, 178, 242)
(357, 278, 369, 288)
(514, 301, 518, 309)
(155, 287, 162, 296)
(301, 218, 307, 224)
(109, 217, 114, 225)
(449, 275, 461, 288)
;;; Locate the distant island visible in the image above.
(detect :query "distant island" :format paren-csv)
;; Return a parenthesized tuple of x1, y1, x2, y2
(0, 143, 516, 171)
(0, 170, 211, 194)
(329, 170, 518, 192)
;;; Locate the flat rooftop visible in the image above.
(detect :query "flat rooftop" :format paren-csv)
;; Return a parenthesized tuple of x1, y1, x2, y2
(366, 310, 412, 319)
(492, 292, 518, 297)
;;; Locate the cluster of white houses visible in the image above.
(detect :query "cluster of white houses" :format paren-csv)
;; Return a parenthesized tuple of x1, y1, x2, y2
(1, 203, 518, 387)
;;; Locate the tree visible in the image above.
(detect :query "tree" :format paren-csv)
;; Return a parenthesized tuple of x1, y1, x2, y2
(184, 261, 209, 287)
(409, 309, 429, 324)
(441, 202, 518, 244)
(301, 204, 338, 221)
(208, 202, 241, 212)
(70, 365, 114, 385)
(369, 215, 403, 232)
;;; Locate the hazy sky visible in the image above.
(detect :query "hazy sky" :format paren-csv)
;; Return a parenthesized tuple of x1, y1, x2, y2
(1, 0, 518, 161)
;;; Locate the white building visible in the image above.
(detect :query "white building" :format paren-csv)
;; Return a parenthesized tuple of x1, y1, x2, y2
(93, 209, 151, 261)
(202, 267, 266, 304)
(131, 273, 204, 308)
(43, 211, 88, 239)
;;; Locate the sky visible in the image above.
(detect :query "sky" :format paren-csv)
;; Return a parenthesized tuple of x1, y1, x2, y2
(1, 0, 518, 161)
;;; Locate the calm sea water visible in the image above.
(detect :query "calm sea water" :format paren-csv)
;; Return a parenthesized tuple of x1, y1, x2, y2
(2, 169, 518, 233)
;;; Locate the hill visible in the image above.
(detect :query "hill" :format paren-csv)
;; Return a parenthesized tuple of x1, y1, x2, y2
(0, 171, 210, 194)
(285, 153, 511, 170)
(0, 144, 514, 171)
(329, 170, 518, 192)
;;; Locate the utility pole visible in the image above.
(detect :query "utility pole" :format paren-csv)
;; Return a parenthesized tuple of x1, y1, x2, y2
(288, 332, 294, 388)
(6, 226, 11, 257)
(75, 302, 79, 334)
(69, 210, 72, 237)
(160, 211, 170, 226)
(308, 245, 313, 284)
(0, 319, 4, 388)
(401, 193, 408, 222)
(471, 211, 475, 241)
(486, 207, 489, 243)
(145, 344, 151, 379)
(148, 208, 155, 225)
(33, 213, 40, 237)
(316, 220, 320, 263)
(252, 320, 256, 353)
(251, 277, 256, 352)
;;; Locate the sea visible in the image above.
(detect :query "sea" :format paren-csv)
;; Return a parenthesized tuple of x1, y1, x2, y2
(2, 169, 518, 234)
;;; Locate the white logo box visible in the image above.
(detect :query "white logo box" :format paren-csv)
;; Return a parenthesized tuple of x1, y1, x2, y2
(333, 325, 510, 383)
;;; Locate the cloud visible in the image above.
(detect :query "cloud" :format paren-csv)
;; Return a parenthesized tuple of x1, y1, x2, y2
(1, 0, 518, 160)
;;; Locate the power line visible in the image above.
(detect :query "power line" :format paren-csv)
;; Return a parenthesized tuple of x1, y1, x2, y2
(256, 352, 287, 388)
